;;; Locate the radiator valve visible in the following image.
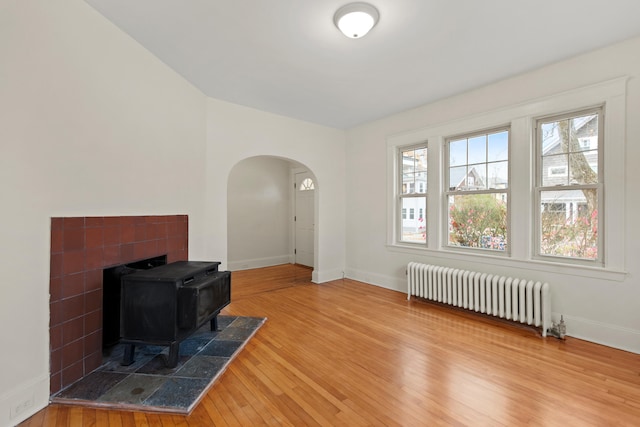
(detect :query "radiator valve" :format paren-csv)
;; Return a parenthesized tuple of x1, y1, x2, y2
(548, 315, 567, 340)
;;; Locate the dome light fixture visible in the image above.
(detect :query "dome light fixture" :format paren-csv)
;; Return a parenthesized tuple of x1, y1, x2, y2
(333, 2, 379, 39)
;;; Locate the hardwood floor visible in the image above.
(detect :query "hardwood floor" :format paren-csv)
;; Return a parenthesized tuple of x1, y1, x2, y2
(22, 264, 640, 426)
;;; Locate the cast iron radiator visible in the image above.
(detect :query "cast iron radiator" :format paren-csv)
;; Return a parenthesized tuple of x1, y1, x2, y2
(407, 262, 551, 336)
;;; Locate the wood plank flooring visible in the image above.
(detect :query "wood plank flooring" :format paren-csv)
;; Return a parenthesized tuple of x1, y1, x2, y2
(21, 264, 640, 426)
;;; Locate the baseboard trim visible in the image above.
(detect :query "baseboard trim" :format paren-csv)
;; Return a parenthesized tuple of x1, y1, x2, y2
(558, 314, 640, 354)
(0, 373, 49, 427)
(344, 268, 404, 292)
(227, 255, 290, 271)
(313, 269, 344, 284)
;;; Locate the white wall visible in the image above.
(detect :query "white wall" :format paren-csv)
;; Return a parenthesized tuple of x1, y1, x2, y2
(0, 1, 207, 425)
(3, 1, 638, 425)
(345, 36, 640, 354)
(227, 157, 292, 270)
(203, 98, 346, 283)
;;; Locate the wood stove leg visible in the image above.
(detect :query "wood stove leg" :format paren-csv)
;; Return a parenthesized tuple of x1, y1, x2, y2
(165, 342, 180, 368)
(121, 344, 136, 366)
(211, 316, 219, 331)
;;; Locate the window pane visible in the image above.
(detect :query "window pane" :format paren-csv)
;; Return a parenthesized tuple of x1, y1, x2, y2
(569, 151, 598, 184)
(449, 139, 467, 167)
(540, 112, 599, 184)
(448, 129, 509, 193)
(570, 114, 598, 152)
(468, 135, 486, 164)
(540, 122, 557, 146)
(414, 147, 427, 172)
(401, 197, 426, 243)
(468, 164, 487, 190)
(402, 149, 416, 174)
(542, 154, 569, 186)
(488, 131, 508, 162)
(300, 178, 314, 190)
(487, 161, 508, 189)
(402, 150, 416, 182)
(449, 166, 467, 190)
(448, 193, 507, 251)
(401, 147, 428, 195)
(539, 189, 598, 259)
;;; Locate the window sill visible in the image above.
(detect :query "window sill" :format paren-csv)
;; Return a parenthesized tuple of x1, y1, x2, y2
(386, 244, 627, 282)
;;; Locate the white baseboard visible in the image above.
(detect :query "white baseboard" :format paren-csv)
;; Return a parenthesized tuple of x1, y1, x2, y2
(227, 255, 290, 271)
(0, 374, 49, 427)
(312, 268, 344, 283)
(344, 268, 405, 293)
(558, 314, 640, 354)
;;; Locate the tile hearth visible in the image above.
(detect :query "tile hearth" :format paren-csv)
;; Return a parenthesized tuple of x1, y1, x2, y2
(51, 316, 266, 414)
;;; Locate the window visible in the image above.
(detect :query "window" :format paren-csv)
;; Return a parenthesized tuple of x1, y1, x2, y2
(300, 178, 315, 190)
(446, 128, 509, 252)
(548, 166, 568, 177)
(579, 136, 596, 150)
(398, 144, 427, 244)
(387, 78, 625, 278)
(535, 108, 602, 262)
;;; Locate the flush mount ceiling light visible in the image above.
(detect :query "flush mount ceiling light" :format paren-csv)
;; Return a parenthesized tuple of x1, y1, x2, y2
(334, 2, 379, 39)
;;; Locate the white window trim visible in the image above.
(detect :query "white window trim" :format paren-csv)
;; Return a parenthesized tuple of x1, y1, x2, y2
(386, 77, 627, 281)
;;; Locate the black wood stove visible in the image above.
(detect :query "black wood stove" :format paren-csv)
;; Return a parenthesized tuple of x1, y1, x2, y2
(120, 261, 231, 367)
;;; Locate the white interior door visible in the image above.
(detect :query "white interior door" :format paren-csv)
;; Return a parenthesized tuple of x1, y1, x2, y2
(294, 171, 315, 267)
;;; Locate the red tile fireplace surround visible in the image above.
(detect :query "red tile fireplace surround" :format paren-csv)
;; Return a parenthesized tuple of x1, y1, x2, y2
(49, 215, 189, 395)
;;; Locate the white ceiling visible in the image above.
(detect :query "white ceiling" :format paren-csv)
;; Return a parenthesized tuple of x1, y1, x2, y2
(84, 0, 640, 129)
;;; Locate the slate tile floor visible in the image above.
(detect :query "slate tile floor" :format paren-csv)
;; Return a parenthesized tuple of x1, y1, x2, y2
(51, 316, 266, 414)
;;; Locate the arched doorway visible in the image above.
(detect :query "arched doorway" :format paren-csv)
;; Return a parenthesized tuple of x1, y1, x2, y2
(227, 156, 318, 271)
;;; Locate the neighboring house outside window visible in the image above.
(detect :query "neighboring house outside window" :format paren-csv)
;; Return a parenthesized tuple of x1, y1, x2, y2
(446, 128, 509, 252)
(399, 145, 427, 244)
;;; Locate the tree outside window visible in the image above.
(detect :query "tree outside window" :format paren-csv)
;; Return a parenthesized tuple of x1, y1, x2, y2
(536, 109, 602, 261)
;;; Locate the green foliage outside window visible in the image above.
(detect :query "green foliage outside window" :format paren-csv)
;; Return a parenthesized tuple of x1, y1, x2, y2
(449, 194, 507, 250)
